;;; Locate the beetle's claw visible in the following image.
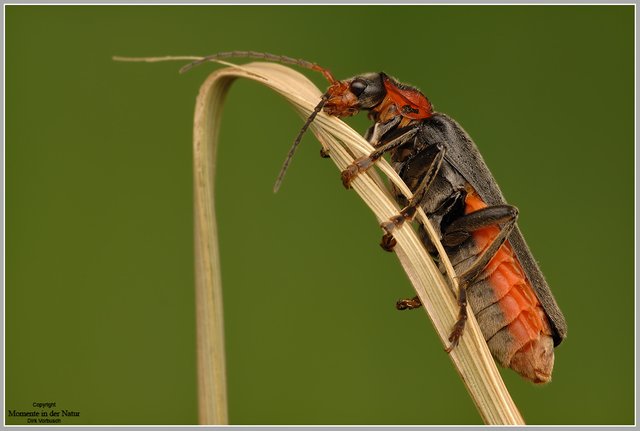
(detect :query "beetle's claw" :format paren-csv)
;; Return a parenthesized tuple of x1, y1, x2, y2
(380, 233, 397, 251)
(341, 164, 359, 189)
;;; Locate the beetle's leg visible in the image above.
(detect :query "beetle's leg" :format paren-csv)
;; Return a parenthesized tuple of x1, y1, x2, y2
(380, 144, 446, 251)
(416, 190, 467, 255)
(445, 284, 468, 353)
(394, 191, 466, 312)
(442, 205, 518, 352)
(322, 116, 398, 159)
(392, 190, 467, 310)
(341, 125, 418, 188)
(363, 123, 375, 143)
(368, 116, 401, 147)
(396, 295, 422, 310)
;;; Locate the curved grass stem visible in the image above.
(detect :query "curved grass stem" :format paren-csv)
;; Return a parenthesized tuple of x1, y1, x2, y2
(115, 55, 525, 425)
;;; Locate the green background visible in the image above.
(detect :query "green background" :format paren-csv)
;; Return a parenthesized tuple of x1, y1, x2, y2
(5, 5, 634, 425)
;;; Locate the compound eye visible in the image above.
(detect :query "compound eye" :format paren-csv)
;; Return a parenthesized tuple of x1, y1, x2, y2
(350, 79, 367, 97)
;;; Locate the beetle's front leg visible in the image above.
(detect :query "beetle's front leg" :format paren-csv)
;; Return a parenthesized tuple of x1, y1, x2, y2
(341, 126, 418, 188)
(324, 119, 398, 161)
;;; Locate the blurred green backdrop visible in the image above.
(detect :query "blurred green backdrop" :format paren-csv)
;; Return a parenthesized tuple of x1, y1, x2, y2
(5, 5, 634, 425)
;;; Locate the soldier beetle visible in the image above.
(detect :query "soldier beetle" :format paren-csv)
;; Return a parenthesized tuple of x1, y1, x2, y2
(181, 51, 567, 383)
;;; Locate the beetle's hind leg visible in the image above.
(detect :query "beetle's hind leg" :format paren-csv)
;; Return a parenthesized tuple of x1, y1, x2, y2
(380, 144, 446, 252)
(394, 205, 519, 352)
(442, 204, 518, 351)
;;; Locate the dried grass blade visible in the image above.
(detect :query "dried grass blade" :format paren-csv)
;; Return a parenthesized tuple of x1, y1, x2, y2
(131, 56, 527, 425)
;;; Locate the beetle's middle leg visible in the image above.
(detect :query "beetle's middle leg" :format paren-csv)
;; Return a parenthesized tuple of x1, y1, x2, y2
(379, 144, 446, 252)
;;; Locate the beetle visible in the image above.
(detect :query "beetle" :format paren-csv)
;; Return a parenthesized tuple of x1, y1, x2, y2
(181, 51, 567, 383)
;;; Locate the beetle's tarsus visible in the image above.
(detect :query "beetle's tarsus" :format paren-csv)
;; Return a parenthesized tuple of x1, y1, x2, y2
(396, 296, 422, 310)
(380, 233, 397, 251)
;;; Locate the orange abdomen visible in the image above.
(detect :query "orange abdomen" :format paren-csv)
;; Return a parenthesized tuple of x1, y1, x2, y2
(464, 191, 555, 383)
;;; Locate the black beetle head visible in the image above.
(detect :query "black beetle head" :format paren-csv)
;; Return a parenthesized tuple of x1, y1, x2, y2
(346, 72, 386, 109)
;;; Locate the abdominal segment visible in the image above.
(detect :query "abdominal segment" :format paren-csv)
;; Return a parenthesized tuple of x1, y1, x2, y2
(451, 191, 555, 383)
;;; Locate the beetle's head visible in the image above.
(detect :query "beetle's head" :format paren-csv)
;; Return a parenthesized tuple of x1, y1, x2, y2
(323, 73, 386, 117)
(273, 71, 388, 191)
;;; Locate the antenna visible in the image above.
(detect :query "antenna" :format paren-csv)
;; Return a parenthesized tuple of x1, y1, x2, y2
(273, 93, 330, 193)
(179, 50, 336, 83)
(179, 51, 339, 193)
